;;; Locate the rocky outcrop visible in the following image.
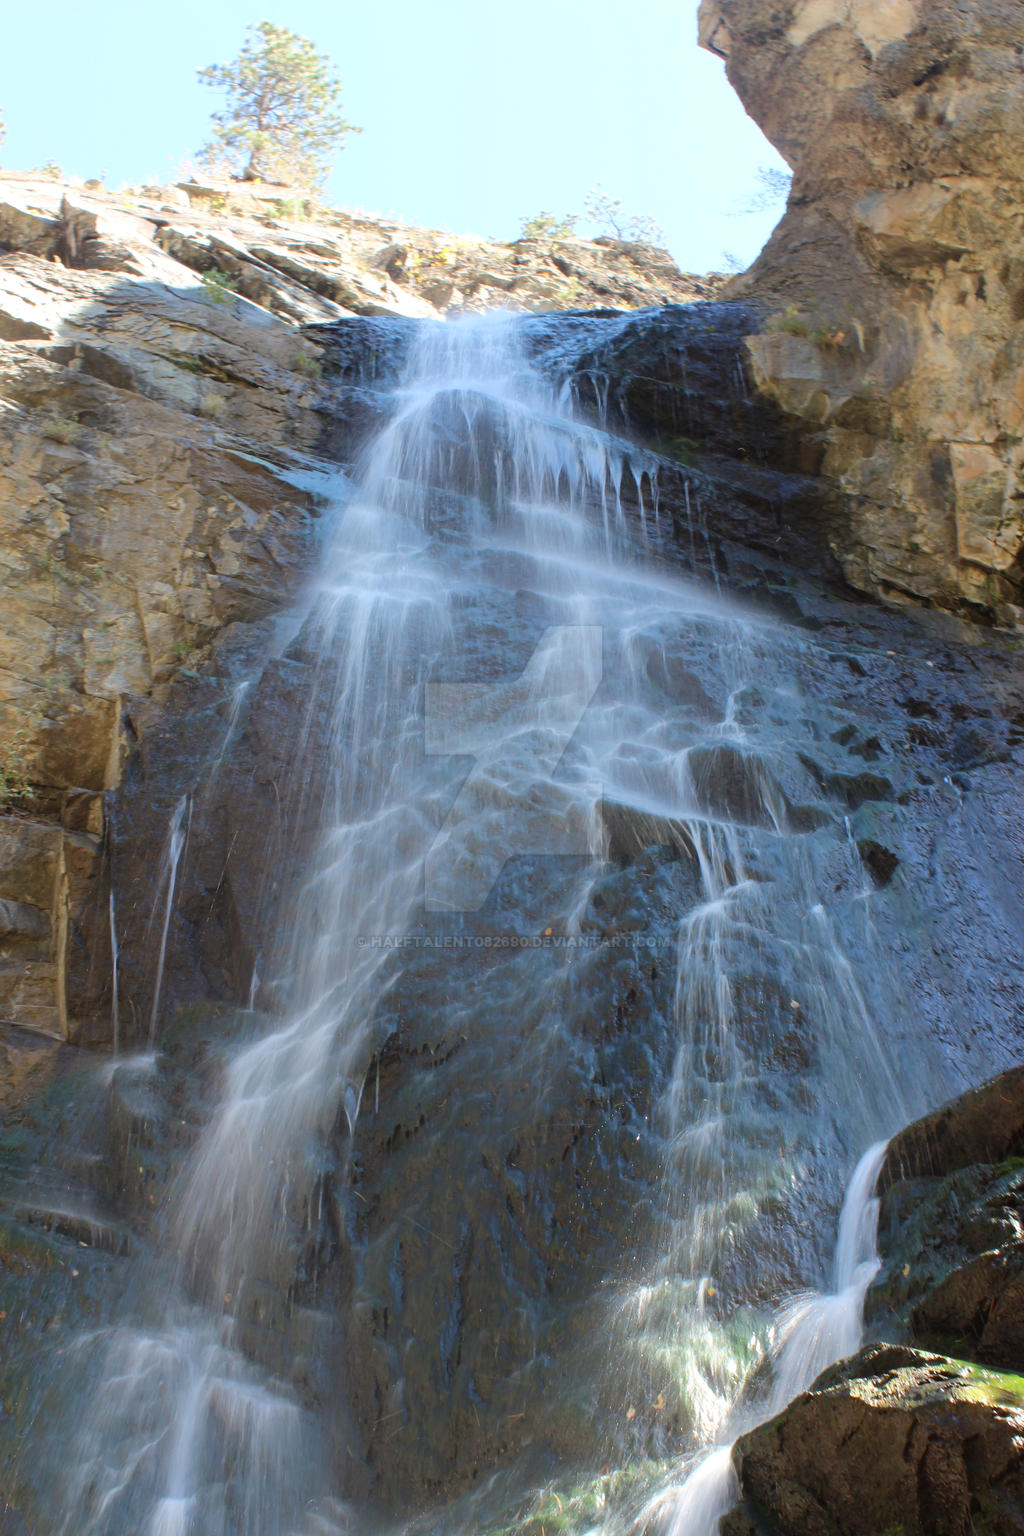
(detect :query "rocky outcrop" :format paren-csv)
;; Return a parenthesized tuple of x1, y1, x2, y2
(0, 234, 330, 1041)
(0, 173, 721, 326)
(723, 1068, 1024, 1535)
(0, 174, 719, 1044)
(726, 1344, 1024, 1536)
(699, 0, 1024, 623)
(869, 1066, 1024, 1372)
(520, 304, 839, 583)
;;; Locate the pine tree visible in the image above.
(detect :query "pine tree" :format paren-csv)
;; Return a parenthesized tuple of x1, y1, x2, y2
(197, 22, 360, 190)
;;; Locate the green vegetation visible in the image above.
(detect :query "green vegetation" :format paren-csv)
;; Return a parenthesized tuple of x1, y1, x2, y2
(517, 192, 667, 250)
(0, 712, 38, 807)
(584, 187, 666, 247)
(197, 22, 360, 189)
(483, 1459, 672, 1536)
(40, 409, 83, 444)
(295, 351, 323, 379)
(664, 434, 705, 466)
(960, 1361, 1024, 1407)
(519, 211, 578, 241)
(767, 304, 813, 338)
(271, 195, 316, 222)
(198, 268, 239, 306)
(765, 306, 853, 350)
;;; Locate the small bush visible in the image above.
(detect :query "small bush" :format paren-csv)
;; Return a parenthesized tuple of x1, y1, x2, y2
(40, 410, 83, 444)
(200, 392, 228, 419)
(765, 305, 812, 338)
(665, 434, 704, 467)
(0, 716, 38, 808)
(199, 268, 239, 305)
(584, 188, 666, 247)
(272, 196, 315, 221)
(520, 211, 578, 241)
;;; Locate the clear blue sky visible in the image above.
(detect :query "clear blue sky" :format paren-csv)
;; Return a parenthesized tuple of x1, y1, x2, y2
(0, 0, 790, 273)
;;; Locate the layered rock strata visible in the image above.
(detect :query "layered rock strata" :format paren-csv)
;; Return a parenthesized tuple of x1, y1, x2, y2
(699, 0, 1024, 622)
(0, 174, 717, 1041)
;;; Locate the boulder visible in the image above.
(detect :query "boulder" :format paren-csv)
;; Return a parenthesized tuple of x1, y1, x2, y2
(869, 1065, 1024, 1372)
(882, 1064, 1024, 1187)
(730, 1344, 1024, 1536)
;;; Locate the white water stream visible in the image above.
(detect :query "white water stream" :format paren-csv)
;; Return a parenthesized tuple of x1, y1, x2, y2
(55, 315, 913, 1536)
(651, 1140, 888, 1535)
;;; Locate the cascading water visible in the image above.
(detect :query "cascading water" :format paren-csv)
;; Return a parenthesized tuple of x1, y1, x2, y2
(648, 1140, 889, 1536)
(32, 313, 934, 1536)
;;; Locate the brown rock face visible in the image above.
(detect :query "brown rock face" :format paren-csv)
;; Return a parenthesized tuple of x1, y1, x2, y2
(868, 1065, 1024, 1375)
(0, 173, 723, 1044)
(699, 0, 1024, 621)
(881, 1063, 1024, 1188)
(729, 1345, 1024, 1536)
(0, 186, 334, 1041)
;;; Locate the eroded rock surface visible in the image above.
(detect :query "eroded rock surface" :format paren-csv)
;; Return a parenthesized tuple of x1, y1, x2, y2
(725, 1067, 1024, 1535)
(869, 1066, 1024, 1372)
(0, 255, 327, 1040)
(726, 1344, 1024, 1536)
(0, 173, 720, 1044)
(699, 0, 1024, 621)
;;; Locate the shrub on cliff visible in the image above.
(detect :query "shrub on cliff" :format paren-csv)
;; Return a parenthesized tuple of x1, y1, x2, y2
(584, 188, 666, 247)
(197, 22, 360, 189)
(519, 211, 578, 241)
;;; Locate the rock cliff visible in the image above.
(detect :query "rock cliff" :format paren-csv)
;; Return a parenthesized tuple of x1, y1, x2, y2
(0, 173, 718, 1043)
(0, 131, 1023, 1531)
(699, 0, 1024, 622)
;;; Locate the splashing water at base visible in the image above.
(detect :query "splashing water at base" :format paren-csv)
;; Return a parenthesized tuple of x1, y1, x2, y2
(767, 1140, 886, 1414)
(650, 1140, 888, 1536)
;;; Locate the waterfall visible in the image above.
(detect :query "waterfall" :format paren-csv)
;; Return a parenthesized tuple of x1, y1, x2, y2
(648, 1142, 887, 1536)
(767, 1140, 887, 1414)
(40, 314, 922, 1536)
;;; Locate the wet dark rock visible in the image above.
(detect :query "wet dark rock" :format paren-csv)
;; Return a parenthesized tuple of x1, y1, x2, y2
(523, 303, 843, 585)
(339, 870, 680, 1508)
(88, 458, 1024, 1516)
(881, 1065, 1024, 1189)
(729, 1344, 1024, 1536)
(600, 801, 705, 866)
(868, 1067, 1024, 1373)
(306, 316, 418, 388)
(856, 839, 899, 888)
